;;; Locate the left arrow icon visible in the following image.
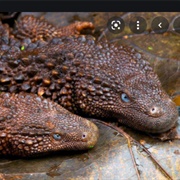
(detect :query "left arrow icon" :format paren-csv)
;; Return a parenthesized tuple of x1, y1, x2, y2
(151, 16, 169, 34)
(158, 22, 162, 28)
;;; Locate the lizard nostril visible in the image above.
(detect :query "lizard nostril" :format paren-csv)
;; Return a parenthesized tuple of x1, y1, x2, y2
(151, 107, 156, 112)
(150, 106, 163, 117)
(82, 132, 88, 139)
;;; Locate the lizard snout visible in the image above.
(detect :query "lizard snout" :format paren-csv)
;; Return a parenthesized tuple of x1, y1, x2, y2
(83, 120, 99, 149)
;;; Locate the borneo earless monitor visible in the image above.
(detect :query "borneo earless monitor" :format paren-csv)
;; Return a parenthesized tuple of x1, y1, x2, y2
(0, 15, 178, 157)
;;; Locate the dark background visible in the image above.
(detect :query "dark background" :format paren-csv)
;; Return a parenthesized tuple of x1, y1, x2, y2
(0, 1, 179, 11)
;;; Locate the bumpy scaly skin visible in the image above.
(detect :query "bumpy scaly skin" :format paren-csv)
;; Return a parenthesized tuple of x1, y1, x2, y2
(0, 92, 98, 157)
(0, 15, 178, 136)
(13, 15, 94, 42)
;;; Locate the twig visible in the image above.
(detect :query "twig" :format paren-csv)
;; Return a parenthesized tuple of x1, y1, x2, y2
(126, 134, 141, 180)
(0, 12, 18, 20)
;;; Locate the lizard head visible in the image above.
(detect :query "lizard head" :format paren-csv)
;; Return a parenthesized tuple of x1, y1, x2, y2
(72, 42, 178, 133)
(47, 112, 99, 153)
(0, 93, 99, 157)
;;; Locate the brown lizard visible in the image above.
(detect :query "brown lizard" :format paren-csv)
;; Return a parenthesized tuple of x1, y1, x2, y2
(0, 92, 98, 157)
(0, 15, 178, 156)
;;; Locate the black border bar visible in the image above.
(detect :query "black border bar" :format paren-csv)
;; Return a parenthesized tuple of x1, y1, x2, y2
(0, 1, 180, 12)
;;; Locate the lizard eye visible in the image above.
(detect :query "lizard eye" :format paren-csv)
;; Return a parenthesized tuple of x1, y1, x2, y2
(53, 134, 61, 140)
(121, 93, 130, 103)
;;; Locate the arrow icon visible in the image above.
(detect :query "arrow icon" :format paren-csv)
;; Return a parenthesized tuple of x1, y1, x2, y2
(151, 17, 169, 34)
(158, 22, 162, 28)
